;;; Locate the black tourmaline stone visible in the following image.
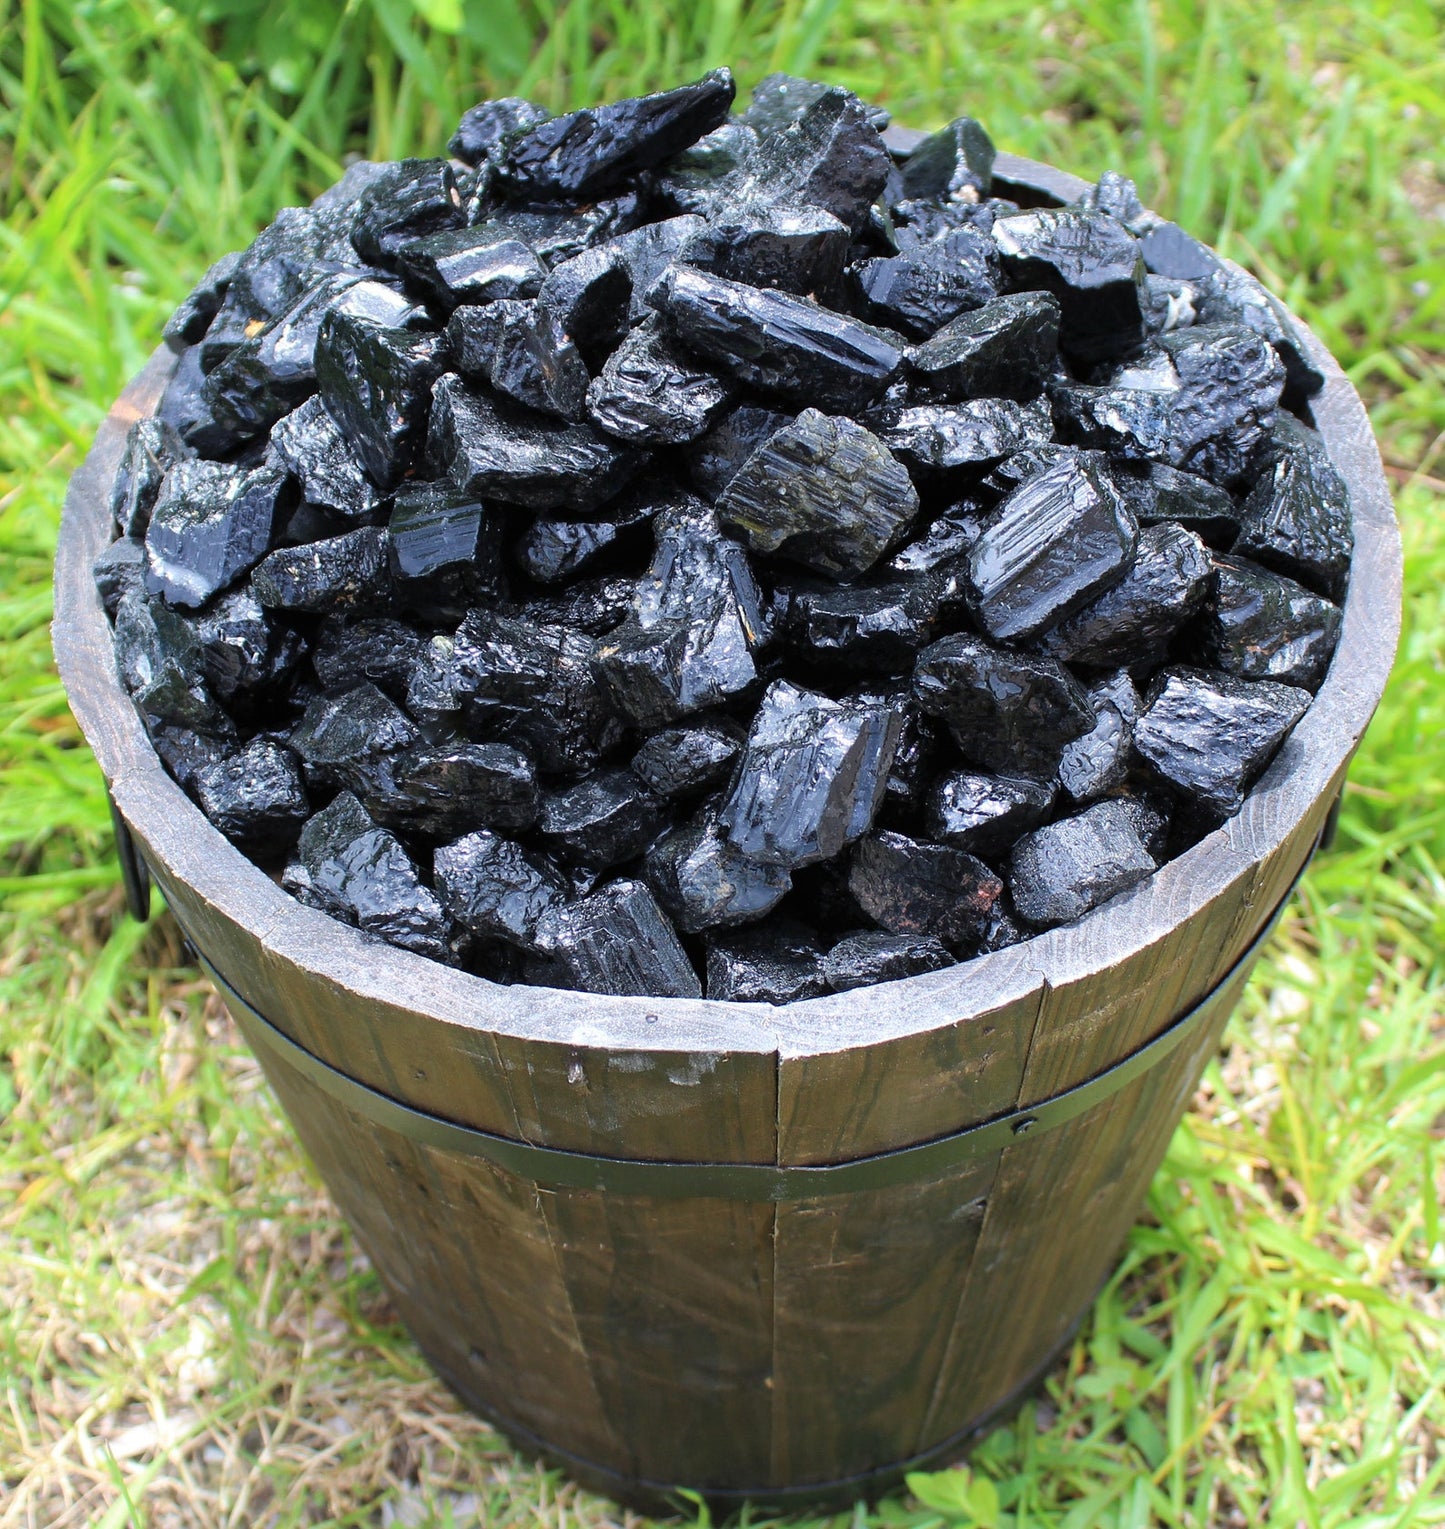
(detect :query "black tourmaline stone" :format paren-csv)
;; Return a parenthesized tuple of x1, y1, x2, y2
(536, 243, 633, 367)
(745, 72, 890, 134)
(500, 69, 735, 200)
(163, 250, 241, 350)
(717, 681, 900, 869)
(648, 265, 905, 413)
(924, 771, 1055, 857)
(149, 723, 228, 792)
(429, 373, 643, 513)
(704, 921, 828, 1004)
(913, 633, 1095, 775)
(1233, 417, 1353, 601)
(93, 537, 147, 618)
(366, 741, 539, 839)
(1112, 459, 1240, 548)
(967, 452, 1138, 642)
(144, 461, 288, 609)
(524, 575, 637, 638)
(312, 617, 425, 700)
(288, 791, 451, 960)
(537, 768, 668, 870)
(110, 418, 185, 538)
(880, 397, 1053, 473)
(447, 299, 589, 420)
(1198, 554, 1341, 691)
(631, 721, 742, 800)
(686, 404, 791, 500)
(992, 207, 1147, 363)
(387, 483, 496, 618)
(1196, 263, 1325, 410)
(515, 502, 651, 585)
(592, 499, 766, 727)
(291, 681, 418, 795)
(1051, 324, 1285, 484)
(822, 930, 953, 992)
(686, 205, 850, 297)
(533, 879, 702, 998)
(1037, 521, 1212, 667)
(448, 97, 551, 166)
(849, 831, 1006, 951)
(1133, 667, 1312, 818)
(268, 396, 379, 522)
(586, 315, 733, 445)
(847, 228, 1000, 339)
(314, 310, 447, 490)
(251, 526, 389, 614)
(743, 87, 892, 237)
(349, 158, 463, 268)
(899, 116, 996, 200)
(192, 738, 308, 858)
(395, 231, 546, 312)
(789, 578, 940, 672)
(433, 829, 565, 951)
(644, 820, 793, 933)
(1056, 688, 1132, 804)
(1008, 798, 1156, 929)
(907, 292, 1061, 402)
(717, 409, 918, 579)
(113, 593, 232, 735)
(185, 585, 303, 703)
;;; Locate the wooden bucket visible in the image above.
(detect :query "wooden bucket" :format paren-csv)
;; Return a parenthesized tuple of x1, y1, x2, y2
(53, 151, 1401, 1512)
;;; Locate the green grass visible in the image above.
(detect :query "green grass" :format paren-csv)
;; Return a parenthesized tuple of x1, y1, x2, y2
(2, 1, 1443, 1524)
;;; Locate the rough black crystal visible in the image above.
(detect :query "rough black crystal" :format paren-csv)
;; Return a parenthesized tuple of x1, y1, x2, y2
(899, 117, 996, 201)
(924, 770, 1055, 858)
(704, 920, 828, 1003)
(848, 830, 1006, 951)
(144, 461, 288, 609)
(448, 97, 551, 167)
(251, 526, 389, 614)
(268, 396, 379, 522)
(1008, 798, 1156, 929)
(395, 231, 545, 312)
(880, 397, 1053, 473)
(366, 741, 539, 839)
(387, 483, 497, 619)
(630, 721, 742, 800)
(586, 315, 733, 445)
(644, 819, 792, 933)
(533, 879, 702, 998)
(433, 829, 566, 952)
(822, 930, 952, 992)
(1197, 554, 1341, 691)
(192, 738, 309, 858)
(907, 292, 1061, 402)
(447, 299, 589, 420)
(848, 228, 1000, 339)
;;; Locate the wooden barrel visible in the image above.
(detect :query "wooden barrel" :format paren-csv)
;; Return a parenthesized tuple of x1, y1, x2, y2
(53, 151, 1401, 1513)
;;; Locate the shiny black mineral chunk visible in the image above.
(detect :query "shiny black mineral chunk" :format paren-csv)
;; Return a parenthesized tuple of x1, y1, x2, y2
(1198, 554, 1342, 691)
(1057, 687, 1132, 804)
(349, 158, 463, 268)
(515, 501, 651, 584)
(149, 723, 227, 791)
(644, 820, 792, 933)
(184, 585, 303, 703)
(447, 299, 589, 420)
(144, 461, 288, 609)
(291, 681, 417, 797)
(469, 195, 645, 268)
(533, 879, 702, 999)
(537, 769, 668, 870)
(717, 409, 918, 579)
(847, 228, 1000, 339)
(311, 617, 425, 699)
(93, 537, 147, 617)
(630, 721, 742, 800)
(906, 292, 1061, 402)
(429, 373, 643, 512)
(743, 87, 892, 237)
(610, 215, 707, 321)
(789, 578, 940, 672)
(251, 526, 389, 614)
(524, 575, 637, 637)
(992, 207, 1148, 363)
(387, 483, 497, 618)
(192, 738, 309, 858)
(849, 831, 1006, 951)
(111, 418, 185, 538)
(113, 593, 232, 735)
(822, 930, 952, 992)
(396, 231, 546, 313)
(1233, 417, 1353, 601)
(314, 311, 447, 490)
(704, 921, 828, 1004)
(1112, 459, 1240, 548)
(654, 119, 759, 216)
(1195, 263, 1325, 410)
(899, 116, 996, 201)
(718, 681, 900, 869)
(268, 396, 378, 522)
(685, 404, 791, 500)
(1051, 324, 1285, 484)
(586, 315, 733, 445)
(289, 791, 451, 960)
(500, 69, 734, 200)
(924, 771, 1055, 857)
(647, 264, 905, 413)
(536, 243, 633, 367)
(1008, 799, 1156, 929)
(1133, 667, 1311, 818)
(433, 829, 565, 951)
(913, 633, 1095, 775)
(366, 740, 539, 839)
(1038, 521, 1212, 667)
(880, 397, 1054, 472)
(448, 97, 551, 166)
(686, 205, 851, 297)
(967, 452, 1137, 642)
(745, 72, 891, 134)
(432, 610, 614, 774)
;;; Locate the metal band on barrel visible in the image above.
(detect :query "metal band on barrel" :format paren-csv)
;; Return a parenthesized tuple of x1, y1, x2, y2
(172, 845, 1313, 1203)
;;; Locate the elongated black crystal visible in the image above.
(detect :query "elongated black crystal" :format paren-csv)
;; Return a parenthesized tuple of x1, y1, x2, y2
(533, 879, 702, 998)
(366, 740, 539, 839)
(1009, 799, 1155, 929)
(395, 231, 545, 312)
(822, 930, 952, 992)
(144, 461, 288, 609)
(268, 396, 379, 522)
(907, 291, 1061, 402)
(251, 526, 389, 613)
(349, 158, 463, 268)
(880, 397, 1053, 473)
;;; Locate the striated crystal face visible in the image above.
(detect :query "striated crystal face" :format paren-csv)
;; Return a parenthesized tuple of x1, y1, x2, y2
(111, 72, 1343, 995)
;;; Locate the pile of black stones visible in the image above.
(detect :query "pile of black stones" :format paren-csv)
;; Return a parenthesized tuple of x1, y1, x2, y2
(95, 68, 1351, 1004)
